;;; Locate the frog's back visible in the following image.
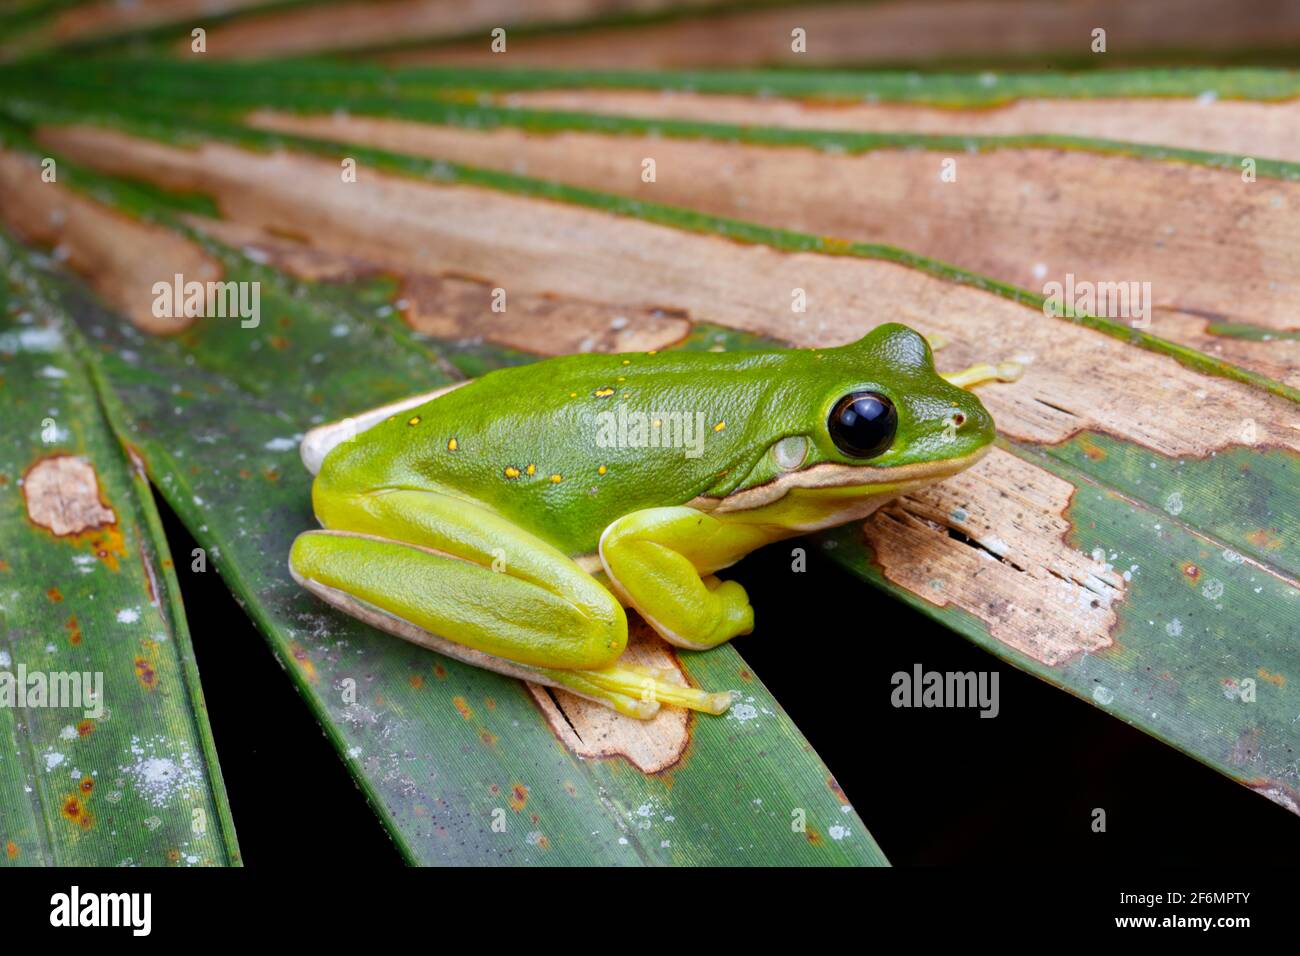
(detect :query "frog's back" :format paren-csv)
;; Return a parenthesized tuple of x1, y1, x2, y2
(331, 348, 800, 554)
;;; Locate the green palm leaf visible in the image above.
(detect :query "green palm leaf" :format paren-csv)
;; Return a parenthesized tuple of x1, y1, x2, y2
(0, 238, 239, 865)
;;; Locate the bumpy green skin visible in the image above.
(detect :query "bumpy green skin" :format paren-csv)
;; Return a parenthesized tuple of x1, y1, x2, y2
(314, 323, 993, 554)
(290, 323, 996, 716)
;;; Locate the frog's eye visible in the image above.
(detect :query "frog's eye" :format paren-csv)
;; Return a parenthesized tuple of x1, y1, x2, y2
(828, 392, 897, 459)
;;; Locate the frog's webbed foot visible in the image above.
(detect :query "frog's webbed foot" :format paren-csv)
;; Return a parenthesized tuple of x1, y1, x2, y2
(600, 507, 765, 651)
(941, 360, 1024, 390)
(289, 487, 732, 719)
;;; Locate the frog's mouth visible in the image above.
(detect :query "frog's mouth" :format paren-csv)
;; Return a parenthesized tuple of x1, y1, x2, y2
(690, 445, 991, 533)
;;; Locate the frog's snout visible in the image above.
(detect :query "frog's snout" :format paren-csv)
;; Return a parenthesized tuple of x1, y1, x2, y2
(933, 386, 997, 455)
(953, 398, 995, 441)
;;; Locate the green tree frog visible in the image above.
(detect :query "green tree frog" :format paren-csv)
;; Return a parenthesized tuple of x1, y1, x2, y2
(289, 323, 1018, 719)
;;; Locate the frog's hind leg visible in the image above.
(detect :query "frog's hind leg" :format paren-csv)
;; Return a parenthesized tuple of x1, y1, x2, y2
(290, 488, 732, 718)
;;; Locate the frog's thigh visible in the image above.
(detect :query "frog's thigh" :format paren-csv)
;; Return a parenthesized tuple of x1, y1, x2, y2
(599, 506, 765, 650)
(291, 493, 734, 717)
(293, 488, 626, 671)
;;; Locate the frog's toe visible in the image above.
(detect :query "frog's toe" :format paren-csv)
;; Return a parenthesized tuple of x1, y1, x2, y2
(575, 664, 735, 716)
(942, 359, 1025, 389)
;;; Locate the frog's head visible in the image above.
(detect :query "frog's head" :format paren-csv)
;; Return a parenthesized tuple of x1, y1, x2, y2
(712, 323, 996, 530)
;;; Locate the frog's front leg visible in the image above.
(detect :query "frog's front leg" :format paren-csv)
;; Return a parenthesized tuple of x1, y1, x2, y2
(289, 486, 731, 718)
(599, 507, 771, 650)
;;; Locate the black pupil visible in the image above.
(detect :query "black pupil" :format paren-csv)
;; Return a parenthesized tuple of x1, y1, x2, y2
(829, 392, 897, 459)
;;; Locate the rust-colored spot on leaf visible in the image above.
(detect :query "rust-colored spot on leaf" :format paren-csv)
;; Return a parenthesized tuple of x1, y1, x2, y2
(81, 525, 127, 571)
(24, 455, 117, 535)
(269, 335, 290, 351)
(4, 841, 17, 859)
(1246, 529, 1283, 550)
(79, 775, 94, 796)
(805, 825, 822, 845)
(133, 656, 158, 690)
(61, 795, 83, 824)
(1076, 435, 1107, 461)
(166, 848, 181, 863)
(484, 696, 496, 711)
(288, 643, 317, 683)
(432, 662, 447, 679)
(1180, 561, 1200, 582)
(827, 775, 849, 804)
(819, 237, 855, 255)
(47, 587, 63, 603)
(452, 696, 473, 720)
(408, 674, 424, 689)
(1257, 668, 1286, 688)
(479, 728, 499, 747)
(509, 784, 529, 813)
(65, 615, 81, 646)
(76, 719, 95, 737)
